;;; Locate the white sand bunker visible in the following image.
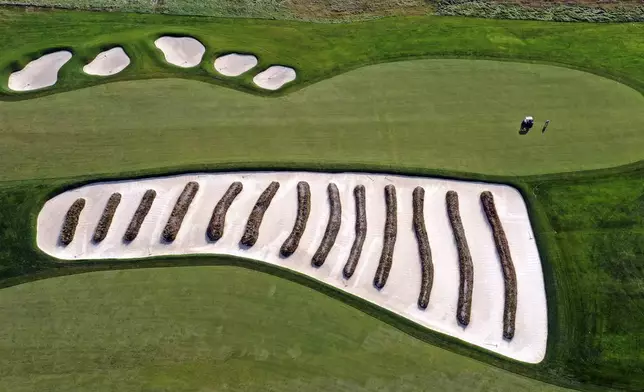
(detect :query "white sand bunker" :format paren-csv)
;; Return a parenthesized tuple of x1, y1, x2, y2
(83, 47, 130, 76)
(154, 36, 205, 68)
(215, 53, 258, 77)
(253, 66, 296, 90)
(38, 171, 547, 363)
(8, 51, 72, 92)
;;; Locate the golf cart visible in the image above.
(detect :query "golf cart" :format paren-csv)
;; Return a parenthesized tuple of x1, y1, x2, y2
(519, 116, 534, 135)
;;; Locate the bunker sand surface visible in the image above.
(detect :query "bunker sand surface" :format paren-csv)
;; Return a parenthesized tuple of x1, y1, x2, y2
(8, 51, 72, 91)
(83, 47, 130, 76)
(253, 66, 296, 90)
(37, 171, 547, 363)
(154, 36, 205, 68)
(215, 53, 258, 76)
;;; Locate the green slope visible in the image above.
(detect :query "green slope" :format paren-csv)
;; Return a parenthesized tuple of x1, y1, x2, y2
(0, 266, 570, 392)
(2, 60, 644, 180)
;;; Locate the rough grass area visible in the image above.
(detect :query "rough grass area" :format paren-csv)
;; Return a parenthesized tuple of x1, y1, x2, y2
(434, 0, 644, 22)
(0, 0, 431, 20)
(534, 168, 644, 390)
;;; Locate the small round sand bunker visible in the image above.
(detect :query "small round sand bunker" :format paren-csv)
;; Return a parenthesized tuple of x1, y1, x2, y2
(83, 47, 131, 76)
(214, 53, 258, 77)
(154, 36, 205, 68)
(253, 66, 296, 90)
(8, 51, 72, 92)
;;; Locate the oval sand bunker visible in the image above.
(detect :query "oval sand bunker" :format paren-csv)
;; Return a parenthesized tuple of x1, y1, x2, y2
(154, 36, 205, 68)
(83, 47, 130, 76)
(253, 66, 296, 90)
(215, 53, 258, 77)
(8, 51, 72, 92)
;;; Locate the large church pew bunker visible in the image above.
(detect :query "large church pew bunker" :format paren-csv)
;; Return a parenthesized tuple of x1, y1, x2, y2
(38, 172, 547, 363)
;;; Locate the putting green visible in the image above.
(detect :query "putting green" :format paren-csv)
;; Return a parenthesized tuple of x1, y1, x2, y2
(0, 266, 570, 392)
(1, 59, 643, 181)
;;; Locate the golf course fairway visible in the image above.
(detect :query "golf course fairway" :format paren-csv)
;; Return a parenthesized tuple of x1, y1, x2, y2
(2, 59, 643, 181)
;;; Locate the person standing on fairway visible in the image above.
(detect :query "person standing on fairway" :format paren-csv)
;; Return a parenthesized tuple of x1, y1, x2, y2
(542, 120, 550, 133)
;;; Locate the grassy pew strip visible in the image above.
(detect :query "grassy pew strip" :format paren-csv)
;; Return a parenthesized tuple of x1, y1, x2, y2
(446, 190, 473, 327)
(207, 181, 243, 242)
(92, 193, 122, 243)
(374, 184, 397, 289)
(480, 191, 518, 340)
(413, 187, 434, 309)
(58, 198, 86, 246)
(161, 181, 200, 243)
(343, 185, 367, 279)
(280, 181, 311, 257)
(123, 189, 156, 242)
(240, 181, 280, 247)
(311, 183, 341, 267)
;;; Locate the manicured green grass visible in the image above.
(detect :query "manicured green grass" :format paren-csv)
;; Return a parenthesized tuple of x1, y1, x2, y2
(0, 265, 571, 392)
(0, 6, 642, 392)
(2, 60, 644, 181)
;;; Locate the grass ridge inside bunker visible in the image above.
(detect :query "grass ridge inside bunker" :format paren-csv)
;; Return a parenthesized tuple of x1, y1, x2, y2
(161, 181, 199, 243)
(240, 181, 280, 247)
(92, 192, 121, 243)
(343, 184, 367, 279)
(280, 181, 311, 257)
(207, 181, 243, 242)
(481, 190, 518, 340)
(413, 186, 433, 310)
(446, 190, 474, 327)
(373, 184, 397, 289)
(58, 198, 85, 246)
(123, 189, 156, 242)
(311, 182, 341, 267)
